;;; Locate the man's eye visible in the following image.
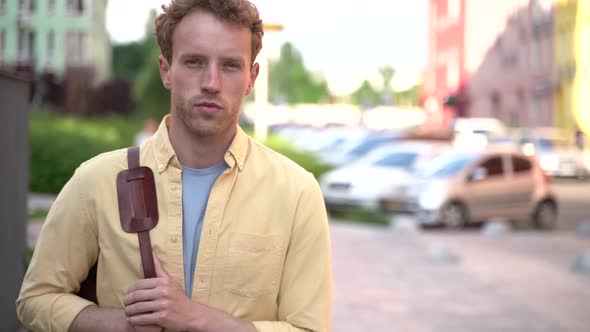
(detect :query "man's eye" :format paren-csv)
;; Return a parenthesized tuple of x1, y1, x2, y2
(224, 62, 240, 69)
(186, 59, 203, 66)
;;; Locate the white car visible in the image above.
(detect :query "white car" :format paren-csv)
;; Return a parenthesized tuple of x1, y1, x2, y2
(519, 128, 589, 180)
(320, 141, 450, 211)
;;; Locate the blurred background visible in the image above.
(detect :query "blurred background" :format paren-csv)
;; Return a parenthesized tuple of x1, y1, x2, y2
(2, 0, 590, 331)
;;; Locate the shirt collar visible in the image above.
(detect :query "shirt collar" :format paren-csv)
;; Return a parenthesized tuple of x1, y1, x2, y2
(225, 125, 248, 171)
(152, 115, 248, 173)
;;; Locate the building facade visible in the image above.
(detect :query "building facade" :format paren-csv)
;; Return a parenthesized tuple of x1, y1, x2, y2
(422, 0, 467, 129)
(555, 0, 590, 137)
(0, 0, 111, 83)
(423, 0, 574, 131)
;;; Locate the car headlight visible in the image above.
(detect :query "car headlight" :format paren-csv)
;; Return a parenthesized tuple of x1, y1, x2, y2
(418, 183, 448, 210)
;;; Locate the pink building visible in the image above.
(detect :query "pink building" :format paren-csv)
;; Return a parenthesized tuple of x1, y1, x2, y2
(423, 0, 555, 129)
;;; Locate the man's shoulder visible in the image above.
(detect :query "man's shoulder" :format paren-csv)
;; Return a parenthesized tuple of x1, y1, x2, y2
(76, 148, 129, 179)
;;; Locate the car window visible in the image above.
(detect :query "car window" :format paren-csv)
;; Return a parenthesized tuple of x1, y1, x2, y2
(478, 156, 504, 178)
(372, 152, 417, 168)
(415, 153, 476, 178)
(512, 156, 532, 173)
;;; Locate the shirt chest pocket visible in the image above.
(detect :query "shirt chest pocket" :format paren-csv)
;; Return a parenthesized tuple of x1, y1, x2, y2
(224, 233, 283, 298)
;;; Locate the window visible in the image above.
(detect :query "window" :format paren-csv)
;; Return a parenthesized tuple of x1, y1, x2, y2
(18, 28, 35, 61)
(66, 31, 87, 64)
(512, 157, 532, 173)
(531, 40, 542, 73)
(478, 157, 504, 178)
(47, 30, 55, 63)
(67, 0, 85, 16)
(0, 0, 6, 15)
(48, 0, 56, 15)
(17, 0, 35, 13)
(446, 59, 459, 90)
(447, 0, 460, 21)
(18, 0, 26, 12)
(0, 30, 5, 64)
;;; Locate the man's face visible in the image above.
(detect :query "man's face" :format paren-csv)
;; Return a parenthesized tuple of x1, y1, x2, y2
(159, 10, 258, 137)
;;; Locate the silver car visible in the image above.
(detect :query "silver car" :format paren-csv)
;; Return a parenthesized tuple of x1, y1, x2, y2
(519, 128, 588, 180)
(380, 149, 558, 228)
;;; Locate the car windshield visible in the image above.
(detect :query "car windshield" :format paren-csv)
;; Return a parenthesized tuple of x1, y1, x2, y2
(416, 153, 477, 178)
(347, 134, 398, 157)
(372, 152, 418, 169)
(536, 137, 569, 151)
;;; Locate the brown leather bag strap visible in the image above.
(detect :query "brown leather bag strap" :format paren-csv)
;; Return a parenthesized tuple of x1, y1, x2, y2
(128, 146, 140, 169)
(127, 146, 156, 279)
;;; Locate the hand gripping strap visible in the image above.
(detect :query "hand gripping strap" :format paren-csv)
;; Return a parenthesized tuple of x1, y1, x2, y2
(116, 146, 159, 278)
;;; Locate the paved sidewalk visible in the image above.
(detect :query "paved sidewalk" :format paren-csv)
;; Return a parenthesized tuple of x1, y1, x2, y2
(330, 221, 590, 331)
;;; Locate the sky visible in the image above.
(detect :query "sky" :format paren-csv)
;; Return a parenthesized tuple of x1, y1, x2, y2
(106, 0, 428, 96)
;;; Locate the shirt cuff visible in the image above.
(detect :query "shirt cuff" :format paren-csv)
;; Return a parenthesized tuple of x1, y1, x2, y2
(51, 294, 97, 332)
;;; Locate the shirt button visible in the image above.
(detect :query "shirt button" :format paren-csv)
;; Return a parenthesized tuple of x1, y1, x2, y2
(158, 165, 165, 171)
(171, 185, 177, 191)
(170, 236, 178, 243)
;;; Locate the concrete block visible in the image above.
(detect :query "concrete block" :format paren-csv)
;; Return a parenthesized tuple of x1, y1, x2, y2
(482, 218, 511, 237)
(426, 243, 460, 264)
(389, 215, 420, 234)
(575, 222, 590, 238)
(571, 252, 590, 274)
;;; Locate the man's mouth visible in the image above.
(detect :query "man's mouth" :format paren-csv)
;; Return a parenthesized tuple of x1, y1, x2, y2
(196, 101, 223, 114)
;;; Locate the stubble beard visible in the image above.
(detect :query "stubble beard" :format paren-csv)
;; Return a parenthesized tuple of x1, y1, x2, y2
(173, 93, 238, 138)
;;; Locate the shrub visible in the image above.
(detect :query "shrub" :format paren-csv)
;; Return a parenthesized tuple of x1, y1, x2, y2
(29, 112, 142, 193)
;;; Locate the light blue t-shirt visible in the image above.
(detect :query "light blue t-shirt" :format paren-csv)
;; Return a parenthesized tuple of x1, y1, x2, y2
(182, 162, 227, 297)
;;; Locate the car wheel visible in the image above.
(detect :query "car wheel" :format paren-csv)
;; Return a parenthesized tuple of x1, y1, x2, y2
(532, 200, 557, 229)
(440, 202, 468, 228)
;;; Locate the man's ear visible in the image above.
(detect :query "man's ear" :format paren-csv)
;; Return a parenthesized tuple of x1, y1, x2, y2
(158, 55, 171, 90)
(245, 62, 260, 96)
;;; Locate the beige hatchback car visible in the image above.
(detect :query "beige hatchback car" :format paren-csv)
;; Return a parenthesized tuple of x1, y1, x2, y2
(381, 149, 558, 228)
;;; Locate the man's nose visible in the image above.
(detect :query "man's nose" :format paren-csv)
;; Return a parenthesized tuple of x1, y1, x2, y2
(201, 65, 221, 94)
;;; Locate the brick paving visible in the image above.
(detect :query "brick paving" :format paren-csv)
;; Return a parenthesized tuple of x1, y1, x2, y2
(330, 220, 590, 331)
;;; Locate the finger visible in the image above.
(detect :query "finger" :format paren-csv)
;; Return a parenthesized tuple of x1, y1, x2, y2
(127, 311, 161, 327)
(124, 288, 162, 306)
(153, 253, 170, 278)
(127, 278, 162, 294)
(125, 299, 163, 317)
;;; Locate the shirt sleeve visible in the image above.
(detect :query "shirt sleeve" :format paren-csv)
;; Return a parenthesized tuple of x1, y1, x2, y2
(16, 166, 99, 332)
(252, 173, 333, 332)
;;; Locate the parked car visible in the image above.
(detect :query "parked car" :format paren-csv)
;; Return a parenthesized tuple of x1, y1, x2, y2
(380, 149, 558, 228)
(319, 130, 404, 167)
(320, 141, 450, 211)
(518, 128, 588, 180)
(452, 117, 508, 150)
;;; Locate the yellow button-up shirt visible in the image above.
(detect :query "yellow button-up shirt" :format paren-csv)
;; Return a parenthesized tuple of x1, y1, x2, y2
(17, 117, 333, 332)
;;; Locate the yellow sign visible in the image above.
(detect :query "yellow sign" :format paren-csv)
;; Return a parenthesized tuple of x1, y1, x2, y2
(263, 23, 284, 31)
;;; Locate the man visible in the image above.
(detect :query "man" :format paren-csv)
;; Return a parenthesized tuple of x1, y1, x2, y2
(16, 0, 333, 331)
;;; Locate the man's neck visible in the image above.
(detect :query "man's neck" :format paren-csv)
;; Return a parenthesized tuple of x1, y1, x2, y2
(168, 115, 236, 169)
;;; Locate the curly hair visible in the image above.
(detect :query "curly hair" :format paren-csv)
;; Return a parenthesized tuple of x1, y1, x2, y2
(155, 0, 264, 65)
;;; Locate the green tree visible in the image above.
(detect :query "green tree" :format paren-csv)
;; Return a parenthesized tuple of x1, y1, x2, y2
(350, 80, 381, 107)
(134, 41, 170, 120)
(268, 43, 330, 104)
(393, 84, 420, 107)
(111, 10, 158, 81)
